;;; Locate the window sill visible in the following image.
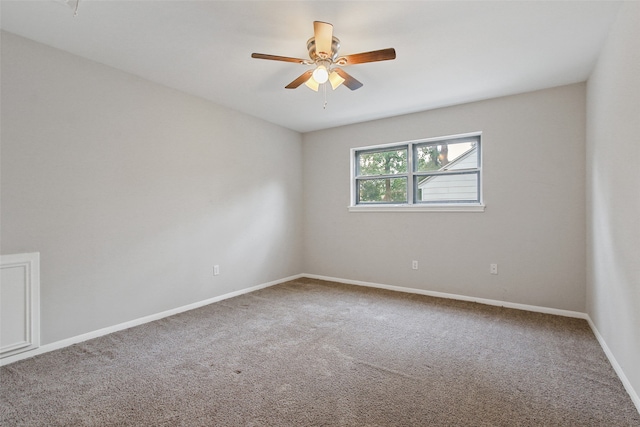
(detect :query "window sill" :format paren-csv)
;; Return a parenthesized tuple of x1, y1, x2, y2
(348, 204, 485, 213)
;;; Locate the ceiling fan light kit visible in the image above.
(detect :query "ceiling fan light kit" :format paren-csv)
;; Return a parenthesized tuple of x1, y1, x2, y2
(251, 21, 396, 94)
(329, 71, 345, 90)
(305, 77, 319, 92)
(312, 63, 329, 84)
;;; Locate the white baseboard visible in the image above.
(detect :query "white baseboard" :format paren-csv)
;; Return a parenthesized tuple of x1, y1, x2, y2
(303, 274, 588, 319)
(304, 273, 639, 414)
(0, 274, 304, 367)
(2, 271, 638, 416)
(585, 316, 640, 413)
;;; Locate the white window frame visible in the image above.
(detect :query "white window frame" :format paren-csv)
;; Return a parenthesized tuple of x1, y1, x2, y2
(349, 132, 484, 212)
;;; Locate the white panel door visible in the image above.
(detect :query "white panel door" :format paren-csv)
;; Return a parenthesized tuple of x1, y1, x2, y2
(0, 253, 40, 358)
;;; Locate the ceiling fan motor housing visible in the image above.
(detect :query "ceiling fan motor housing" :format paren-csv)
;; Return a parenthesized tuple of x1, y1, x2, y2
(307, 36, 341, 62)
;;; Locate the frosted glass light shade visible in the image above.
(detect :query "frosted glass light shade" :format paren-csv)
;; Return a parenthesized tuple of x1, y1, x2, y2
(312, 65, 329, 84)
(329, 71, 345, 90)
(305, 78, 319, 91)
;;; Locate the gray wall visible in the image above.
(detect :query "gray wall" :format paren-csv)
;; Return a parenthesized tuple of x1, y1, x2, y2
(586, 1, 640, 404)
(2, 11, 638, 407)
(1, 32, 304, 345)
(303, 84, 587, 312)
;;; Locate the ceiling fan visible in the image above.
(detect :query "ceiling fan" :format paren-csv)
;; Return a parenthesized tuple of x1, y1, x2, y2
(251, 21, 396, 92)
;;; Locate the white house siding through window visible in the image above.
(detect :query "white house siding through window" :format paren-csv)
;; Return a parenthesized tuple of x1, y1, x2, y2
(418, 145, 478, 202)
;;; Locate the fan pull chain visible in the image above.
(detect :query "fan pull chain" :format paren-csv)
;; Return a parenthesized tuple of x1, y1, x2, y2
(323, 82, 328, 109)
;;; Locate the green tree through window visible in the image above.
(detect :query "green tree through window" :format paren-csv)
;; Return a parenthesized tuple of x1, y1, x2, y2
(357, 149, 407, 202)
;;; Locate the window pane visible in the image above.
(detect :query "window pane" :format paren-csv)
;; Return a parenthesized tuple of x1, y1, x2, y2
(414, 140, 478, 172)
(415, 172, 479, 203)
(358, 177, 407, 203)
(357, 148, 407, 176)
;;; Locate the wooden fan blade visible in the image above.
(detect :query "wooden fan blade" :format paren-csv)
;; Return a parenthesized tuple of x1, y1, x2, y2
(285, 70, 314, 89)
(251, 53, 307, 64)
(341, 48, 396, 65)
(334, 68, 363, 90)
(314, 21, 333, 57)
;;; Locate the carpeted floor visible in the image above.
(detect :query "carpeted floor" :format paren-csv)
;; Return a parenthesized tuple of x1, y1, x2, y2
(1, 277, 639, 426)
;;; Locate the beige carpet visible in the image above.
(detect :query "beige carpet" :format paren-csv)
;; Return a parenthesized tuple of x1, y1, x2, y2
(1, 277, 639, 426)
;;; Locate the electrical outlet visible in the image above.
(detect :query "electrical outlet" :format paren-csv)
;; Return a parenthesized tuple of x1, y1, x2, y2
(490, 264, 498, 275)
(213, 265, 220, 276)
(412, 260, 419, 270)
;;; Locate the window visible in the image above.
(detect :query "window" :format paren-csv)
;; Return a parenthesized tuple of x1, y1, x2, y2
(350, 133, 483, 211)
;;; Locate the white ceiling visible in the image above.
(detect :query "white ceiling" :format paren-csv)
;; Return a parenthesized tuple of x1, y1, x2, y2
(0, 1, 621, 133)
